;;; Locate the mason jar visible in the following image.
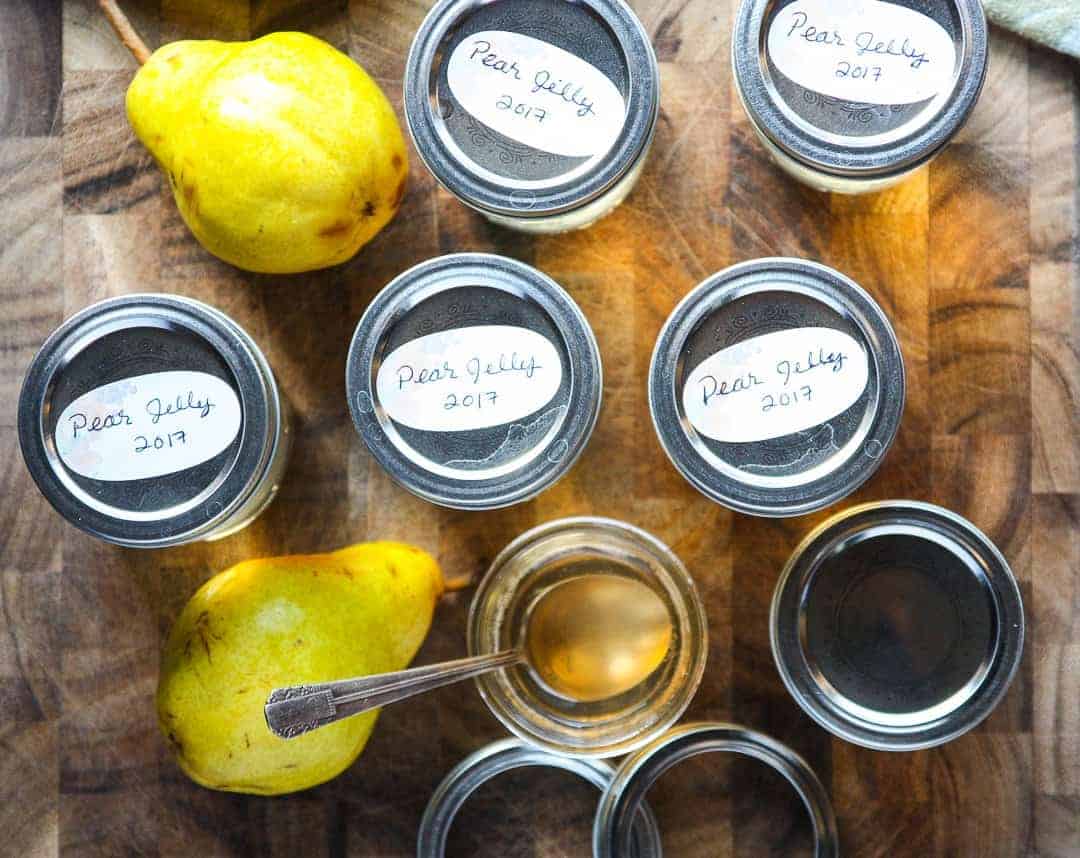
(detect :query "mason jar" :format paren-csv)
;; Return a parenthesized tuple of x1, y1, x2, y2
(733, 0, 988, 193)
(771, 501, 1025, 750)
(593, 723, 839, 858)
(18, 294, 290, 548)
(467, 518, 708, 757)
(404, 0, 659, 232)
(649, 258, 905, 517)
(418, 738, 663, 858)
(346, 254, 602, 509)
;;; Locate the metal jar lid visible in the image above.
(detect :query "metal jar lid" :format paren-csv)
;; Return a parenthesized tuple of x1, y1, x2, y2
(733, 0, 988, 180)
(404, 0, 659, 220)
(593, 722, 840, 858)
(418, 738, 662, 858)
(18, 294, 285, 548)
(648, 258, 904, 517)
(347, 253, 602, 509)
(771, 501, 1025, 751)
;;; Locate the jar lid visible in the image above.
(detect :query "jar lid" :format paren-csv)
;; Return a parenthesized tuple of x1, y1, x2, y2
(18, 294, 283, 548)
(593, 722, 839, 858)
(347, 254, 602, 509)
(649, 258, 904, 517)
(733, 0, 988, 179)
(771, 501, 1025, 751)
(418, 738, 662, 858)
(404, 0, 659, 219)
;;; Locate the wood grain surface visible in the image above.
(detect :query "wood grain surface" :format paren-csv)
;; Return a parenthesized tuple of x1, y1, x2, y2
(1, 0, 1078, 855)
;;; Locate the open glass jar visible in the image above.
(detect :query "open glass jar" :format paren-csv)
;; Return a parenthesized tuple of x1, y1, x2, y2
(733, 0, 989, 193)
(771, 501, 1025, 750)
(468, 518, 708, 757)
(18, 294, 290, 547)
(404, 0, 659, 232)
(418, 738, 663, 858)
(421, 725, 839, 858)
(593, 723, 840, 858)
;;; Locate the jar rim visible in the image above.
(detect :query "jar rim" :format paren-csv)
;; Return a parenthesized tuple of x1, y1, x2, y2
(593, 722, 840, 858)
(417, 738, 662, 858)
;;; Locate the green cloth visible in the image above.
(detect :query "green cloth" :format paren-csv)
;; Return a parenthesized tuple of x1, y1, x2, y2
(983, 0, 1080, 59)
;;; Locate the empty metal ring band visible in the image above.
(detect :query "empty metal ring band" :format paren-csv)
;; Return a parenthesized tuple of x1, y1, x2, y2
(593, 723, 839, 858)
(417, 738, 662, 858)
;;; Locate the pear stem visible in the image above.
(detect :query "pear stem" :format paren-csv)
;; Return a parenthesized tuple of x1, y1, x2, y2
(441, 572, 474, 593)
(98, 0, 152, 65)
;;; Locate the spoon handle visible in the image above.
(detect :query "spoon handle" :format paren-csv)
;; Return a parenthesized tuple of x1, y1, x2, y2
(265, 651, 522, 739)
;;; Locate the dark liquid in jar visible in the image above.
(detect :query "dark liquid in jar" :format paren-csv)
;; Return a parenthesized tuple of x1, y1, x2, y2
(802, 532, 998, 715)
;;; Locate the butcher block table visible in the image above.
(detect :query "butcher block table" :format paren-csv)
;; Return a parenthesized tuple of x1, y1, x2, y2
(2, 0, 1078, 855)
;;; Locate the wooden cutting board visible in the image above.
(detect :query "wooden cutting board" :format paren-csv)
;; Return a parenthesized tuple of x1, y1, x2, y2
(1, 0, 1077, 855)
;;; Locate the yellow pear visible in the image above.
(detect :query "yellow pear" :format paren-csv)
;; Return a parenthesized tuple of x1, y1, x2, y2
(126, 32, 408, 274)
(157, 542, 443, 795)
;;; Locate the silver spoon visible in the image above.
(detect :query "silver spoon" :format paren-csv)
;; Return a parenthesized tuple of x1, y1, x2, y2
(265, 575, 672, 739)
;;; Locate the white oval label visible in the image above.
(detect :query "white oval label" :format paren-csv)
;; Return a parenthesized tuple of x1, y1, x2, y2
(446, 30, 627, 159)
(55, 371, 243, 481)
(683, 328, 869, 443)
(767, 0, 956, 105)
(376, 325, 563, 433)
